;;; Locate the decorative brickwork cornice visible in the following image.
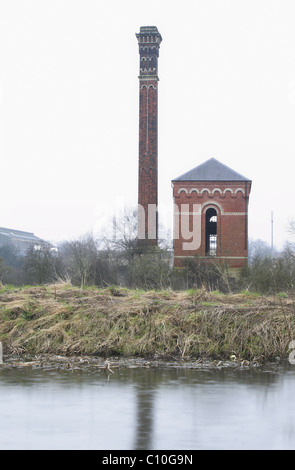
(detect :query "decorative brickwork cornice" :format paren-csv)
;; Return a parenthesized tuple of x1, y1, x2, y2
(176, 186, 246, 196)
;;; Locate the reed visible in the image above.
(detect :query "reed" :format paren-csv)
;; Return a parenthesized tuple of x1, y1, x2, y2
(0, 284, 294, 362)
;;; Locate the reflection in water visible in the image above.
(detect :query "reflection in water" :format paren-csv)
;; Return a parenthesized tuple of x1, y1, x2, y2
(0, 363, 295, 449)
(132, 369, 156, 450)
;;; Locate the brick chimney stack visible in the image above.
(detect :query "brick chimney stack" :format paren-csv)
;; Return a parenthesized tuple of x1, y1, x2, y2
(136, 26, 162, 246)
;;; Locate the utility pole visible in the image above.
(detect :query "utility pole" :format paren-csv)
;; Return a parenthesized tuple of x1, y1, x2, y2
(271, 211, 274, 260)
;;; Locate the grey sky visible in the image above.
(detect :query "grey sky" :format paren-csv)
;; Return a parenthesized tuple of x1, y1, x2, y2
(1, 0, 295, 249)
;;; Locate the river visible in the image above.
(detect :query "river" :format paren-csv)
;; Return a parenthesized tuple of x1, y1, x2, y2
(0, 361, 294, 450)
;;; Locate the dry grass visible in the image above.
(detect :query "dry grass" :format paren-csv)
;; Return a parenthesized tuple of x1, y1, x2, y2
(0, 283, 295, 362)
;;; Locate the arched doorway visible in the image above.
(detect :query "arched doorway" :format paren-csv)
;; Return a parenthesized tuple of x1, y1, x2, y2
(205, 208, 217, 256)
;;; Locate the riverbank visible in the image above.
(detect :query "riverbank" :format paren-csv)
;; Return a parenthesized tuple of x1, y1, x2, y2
(0, 283, 294, 365)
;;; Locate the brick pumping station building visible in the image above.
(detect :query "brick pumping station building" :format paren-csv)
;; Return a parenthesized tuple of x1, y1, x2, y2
(136, 26, 252, 273)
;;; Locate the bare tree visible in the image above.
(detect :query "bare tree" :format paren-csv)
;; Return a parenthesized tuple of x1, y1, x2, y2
(248, 238, 276, 262)
(24, 243, 55, 284)
(128, 249, 171, 289)
(0, 257, 7, 283)
(60, 234, 98, 288)
(104, 207, 138, 259)
(288, 219, 295, 236)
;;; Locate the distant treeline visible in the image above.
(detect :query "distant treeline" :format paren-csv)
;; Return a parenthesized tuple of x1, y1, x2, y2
(1, 233, 295, 294)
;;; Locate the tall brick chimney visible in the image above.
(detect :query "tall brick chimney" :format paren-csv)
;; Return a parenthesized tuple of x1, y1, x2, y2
(136, 26, 162, 246)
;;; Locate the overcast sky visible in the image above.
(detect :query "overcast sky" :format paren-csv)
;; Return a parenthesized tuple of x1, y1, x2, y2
(1, 0, 295, 249)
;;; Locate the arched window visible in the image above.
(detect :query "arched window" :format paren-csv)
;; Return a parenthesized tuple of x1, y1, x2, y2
(205, 208, 217, 256)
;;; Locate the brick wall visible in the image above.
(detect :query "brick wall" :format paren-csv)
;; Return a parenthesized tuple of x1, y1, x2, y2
(138, 80, 158, 244)
(173, 180, 251, 268)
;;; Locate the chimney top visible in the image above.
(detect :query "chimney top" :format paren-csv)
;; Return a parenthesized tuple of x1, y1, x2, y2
(136, 26, 162, 43)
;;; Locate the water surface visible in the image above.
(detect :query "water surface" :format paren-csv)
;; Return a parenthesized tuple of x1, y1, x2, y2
(0, 363, 294, 450)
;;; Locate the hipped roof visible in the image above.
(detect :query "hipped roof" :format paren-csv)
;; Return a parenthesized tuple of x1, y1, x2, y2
(172, 158, 251, 183)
